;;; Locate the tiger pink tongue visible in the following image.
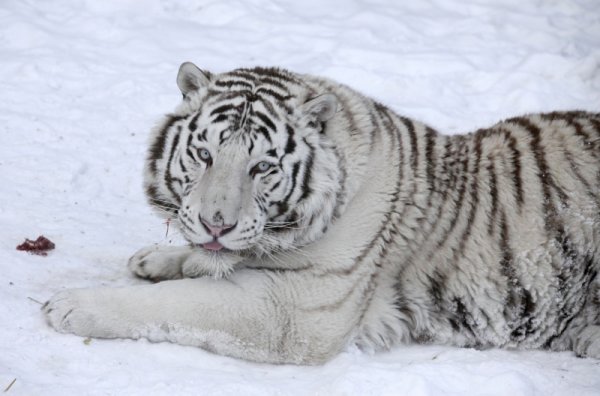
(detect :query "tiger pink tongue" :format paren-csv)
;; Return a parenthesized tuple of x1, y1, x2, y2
(202, 241, 224, 251)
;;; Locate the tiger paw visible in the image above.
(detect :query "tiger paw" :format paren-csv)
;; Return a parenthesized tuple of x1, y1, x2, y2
(573, 325, 600, 358)
(43, 289, 104, 336)
(128, 245, 191, 281)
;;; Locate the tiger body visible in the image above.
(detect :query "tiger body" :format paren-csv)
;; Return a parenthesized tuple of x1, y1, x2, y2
(44, 63, 600, 363)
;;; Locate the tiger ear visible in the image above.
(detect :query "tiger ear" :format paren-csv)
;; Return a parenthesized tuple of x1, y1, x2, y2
(301, 93, 338, 122)
(177, 62, 211, 95)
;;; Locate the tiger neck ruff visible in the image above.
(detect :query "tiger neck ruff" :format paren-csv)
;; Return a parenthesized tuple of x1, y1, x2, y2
(44, 63, 600, 364)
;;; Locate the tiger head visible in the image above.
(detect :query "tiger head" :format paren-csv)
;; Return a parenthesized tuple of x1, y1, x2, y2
(144, 62, 344, 257)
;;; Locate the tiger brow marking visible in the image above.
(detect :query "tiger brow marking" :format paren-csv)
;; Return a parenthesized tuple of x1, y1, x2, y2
(212, 113, 229, 124)
(255, 126, 273, 144)
(258, 76, 292, 92)
(256, 96, 280, 119)
(210, 104, 238, 117)
(228, 70, 259, 82)
(188, 112, 201, 132)
(214, 79, 254, 90)
(254, 110, 277, 132)
(255, 88, 295, 109)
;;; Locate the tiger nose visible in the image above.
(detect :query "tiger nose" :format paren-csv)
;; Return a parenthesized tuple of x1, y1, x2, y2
(200, 218, 236, 237)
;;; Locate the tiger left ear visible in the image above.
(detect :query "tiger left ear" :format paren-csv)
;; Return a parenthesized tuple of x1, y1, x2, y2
(176, 62, 212, 95)
(301, 93, 338, 122)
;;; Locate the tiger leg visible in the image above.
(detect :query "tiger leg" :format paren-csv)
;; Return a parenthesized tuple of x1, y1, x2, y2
(43, 269, 348, 364)
(128, 245, 245, 280)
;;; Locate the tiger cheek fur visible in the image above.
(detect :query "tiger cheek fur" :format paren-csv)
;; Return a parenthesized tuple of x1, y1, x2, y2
(44, 61, 600, 364)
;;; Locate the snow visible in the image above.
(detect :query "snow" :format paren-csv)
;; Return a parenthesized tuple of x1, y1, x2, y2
(1, 0, 599, 394)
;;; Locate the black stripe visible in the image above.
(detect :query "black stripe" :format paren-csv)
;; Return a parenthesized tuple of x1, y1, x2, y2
(145, 185, 178, 214)
(428, 269, 447, 307)
(452, 297, 476, 338)
(501, 128, 524, 208)
(198, 128, 208, 141)
(430, 138, 470, 255)
(510, 118, 567, 230)
(179, 154, 188, 174)
(455, 132, 484, 258)
(376, 105, 404, 185)
(266, 148, 277, 157)
(256, 97, 280, 120)
(425, 127, 437, 199)
(256, 87, 294, 105)
(164, 128, 182, 204)
(258, 76, 290, 91)
(256, 126, 273, 144)
(298, 138, 315, 201)
(248, 139, 254, 155)
(284, 125, 296, 154)
(254, 110, 277, 132)
(497, 211, 519, 326)
(246, 67, 300, 84)
(210, 104, 237, 117)
(212, 113, 229, 124)
(214, 79, 253, 90)
(219, 129, 231, 145)
(148, 115, 184, 175)
(399, 116, 419, 173)
(487, 158, 498, 235)
(269, 180, 281, 192)
(286, 161, 302, 199)
(188, 112, 201, 132)
(228, 70, 258, 82)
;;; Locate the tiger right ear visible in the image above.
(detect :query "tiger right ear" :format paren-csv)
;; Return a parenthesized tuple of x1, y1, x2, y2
(176, 62, 212, 95)
(301, 93, 338, 122)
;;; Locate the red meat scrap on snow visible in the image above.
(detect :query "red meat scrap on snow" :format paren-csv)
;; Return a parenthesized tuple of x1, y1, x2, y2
(16, 236, 56, 256)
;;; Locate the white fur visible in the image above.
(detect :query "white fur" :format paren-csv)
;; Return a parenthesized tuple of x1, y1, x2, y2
(44, 65, 600, 364)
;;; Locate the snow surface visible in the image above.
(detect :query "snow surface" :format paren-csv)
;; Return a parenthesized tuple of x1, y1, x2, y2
(1, 0, 600, 394)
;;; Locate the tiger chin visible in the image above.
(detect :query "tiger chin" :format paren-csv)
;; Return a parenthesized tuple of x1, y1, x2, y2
(44, 62, 600, 364)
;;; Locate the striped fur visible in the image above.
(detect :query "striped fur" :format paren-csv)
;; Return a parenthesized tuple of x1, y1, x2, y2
(44, 64, 600, 364)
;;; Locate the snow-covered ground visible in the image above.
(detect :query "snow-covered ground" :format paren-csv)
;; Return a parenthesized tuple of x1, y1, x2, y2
(1, 0, 599, 394)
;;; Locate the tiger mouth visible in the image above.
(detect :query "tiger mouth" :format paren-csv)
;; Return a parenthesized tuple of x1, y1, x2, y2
(193, 241, 235, 254)
(202, 240, 225, 251)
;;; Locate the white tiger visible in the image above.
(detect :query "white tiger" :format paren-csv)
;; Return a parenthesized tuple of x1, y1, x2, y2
(44, 62, 600, 364)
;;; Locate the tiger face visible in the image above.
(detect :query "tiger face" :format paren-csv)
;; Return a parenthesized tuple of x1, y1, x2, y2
(145, 63, 342, 256)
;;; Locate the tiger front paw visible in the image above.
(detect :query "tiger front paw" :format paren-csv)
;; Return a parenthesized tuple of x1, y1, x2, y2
(43, 289, 106, 337)
(128, 245, 191, 281)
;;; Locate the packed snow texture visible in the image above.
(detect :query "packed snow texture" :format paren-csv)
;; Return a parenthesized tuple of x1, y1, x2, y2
(1, 0, 599, 394)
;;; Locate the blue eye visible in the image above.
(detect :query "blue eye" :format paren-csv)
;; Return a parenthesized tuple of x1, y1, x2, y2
(198, 148, 212, 162)
(250, 161, 273, 177)
(257, 162, 271, 172)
